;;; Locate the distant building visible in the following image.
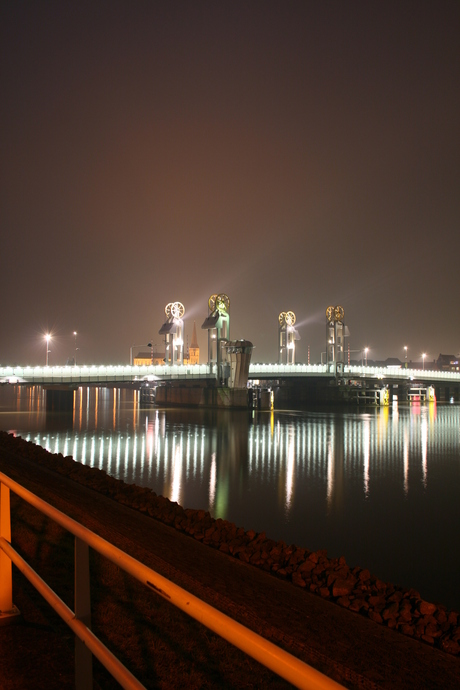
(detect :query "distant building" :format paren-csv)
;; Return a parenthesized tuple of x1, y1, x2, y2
(382, 357, 402, 368)
(436, 354, 459, 372)
(188, 321, 200, 365)
(133, 350, 165, 366)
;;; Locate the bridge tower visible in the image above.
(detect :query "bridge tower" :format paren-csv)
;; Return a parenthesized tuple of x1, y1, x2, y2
(278, 311, 300, 364)
(159, 302, 185, 365)
(326, 305, 345, 374)
(201, 293, 230, 384)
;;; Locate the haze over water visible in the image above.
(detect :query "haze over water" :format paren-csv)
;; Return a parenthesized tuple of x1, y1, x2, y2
(1, 385, 459, 612)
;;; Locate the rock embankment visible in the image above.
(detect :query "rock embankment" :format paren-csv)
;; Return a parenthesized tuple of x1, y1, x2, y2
(1, 430, 459, 657)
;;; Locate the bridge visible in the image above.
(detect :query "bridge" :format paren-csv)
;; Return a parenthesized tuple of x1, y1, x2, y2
(2, 362, 460, 386)
(1, 362, 460, 409)
(1, 362, 460, 385)
(5, 296, 457, 406)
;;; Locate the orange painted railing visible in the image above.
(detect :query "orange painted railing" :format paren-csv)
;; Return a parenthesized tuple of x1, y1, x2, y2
(0, 471, 344, 690)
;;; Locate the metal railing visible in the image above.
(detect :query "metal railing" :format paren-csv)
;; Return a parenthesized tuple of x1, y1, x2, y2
(0, 471, 344, 690)
(2, 362, 460, 385)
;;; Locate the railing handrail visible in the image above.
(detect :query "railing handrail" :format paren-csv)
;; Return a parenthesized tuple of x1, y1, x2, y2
(0, 471, 343, 690)
(2, 361, 460, 384)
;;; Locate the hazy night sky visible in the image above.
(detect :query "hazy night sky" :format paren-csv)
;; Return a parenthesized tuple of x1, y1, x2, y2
(1, 1, 459, 366)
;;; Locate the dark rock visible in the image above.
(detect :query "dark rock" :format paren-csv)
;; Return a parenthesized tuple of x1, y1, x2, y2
(400, 624, 415, 636)
(292, 571, 306, 588)
(332, 578, 356, 598)
(440, 638, 460, 655)
(382, 602, 399, 620)
(368, 611, 383, 624)
(298, 560, 316, 574)
(419, 601, 437, 616)
(336, 596, 351, 608)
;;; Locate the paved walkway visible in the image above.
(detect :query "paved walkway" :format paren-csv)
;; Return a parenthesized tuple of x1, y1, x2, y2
(1, 450, 459, 689)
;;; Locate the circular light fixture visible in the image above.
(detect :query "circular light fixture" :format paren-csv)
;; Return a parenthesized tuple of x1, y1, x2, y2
(279, 311, 296, 326)
(209, 293, 230, 313)
(171, 302, 185, 319)
(165, 302, 185, 319)
(334, 305, 345, 322)
(326, 305, 345, 322)
(285, 311, 296, 326)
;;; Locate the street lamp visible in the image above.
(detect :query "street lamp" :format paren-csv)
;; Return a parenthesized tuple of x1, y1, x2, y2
(130, 342, 153, 366)
(362, 347, 369, 366)
(422, 353, 426, 370)
(45, 334, 51, 366)
(73, 331, 78, 365)
(404, 346, 408, 368)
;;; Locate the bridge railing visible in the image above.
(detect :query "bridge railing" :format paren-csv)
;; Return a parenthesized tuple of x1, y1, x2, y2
(0, 364, 215, 384)
(1, 362, 460, 384)
(0, 471, 343, 690)
(249, 363, 328, 376)
(344, 365, 460, 381)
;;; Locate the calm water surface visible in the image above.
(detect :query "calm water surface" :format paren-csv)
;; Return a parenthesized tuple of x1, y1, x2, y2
(1, 385, 459, 611)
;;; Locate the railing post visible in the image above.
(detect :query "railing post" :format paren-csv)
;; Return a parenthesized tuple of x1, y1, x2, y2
(75, 536, 93, 689)
(0, 482, 20, 624)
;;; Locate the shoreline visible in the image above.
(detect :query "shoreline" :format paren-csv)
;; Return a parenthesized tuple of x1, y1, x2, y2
(0, 429, 459, 658)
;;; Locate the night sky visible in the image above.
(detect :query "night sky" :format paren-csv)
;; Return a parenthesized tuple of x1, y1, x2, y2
(1, 1, 459, 366)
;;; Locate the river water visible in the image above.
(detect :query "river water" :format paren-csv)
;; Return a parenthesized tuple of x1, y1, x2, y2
(1, 385, 459, 612)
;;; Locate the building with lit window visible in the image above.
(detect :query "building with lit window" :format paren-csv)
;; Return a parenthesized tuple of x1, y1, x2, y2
(437, 354, 459, 372)
(188, 321, 200, 365)
(133, 350, 165, 366)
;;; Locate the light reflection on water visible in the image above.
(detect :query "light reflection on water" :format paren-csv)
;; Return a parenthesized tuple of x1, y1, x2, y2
(1, 385, 460, 611)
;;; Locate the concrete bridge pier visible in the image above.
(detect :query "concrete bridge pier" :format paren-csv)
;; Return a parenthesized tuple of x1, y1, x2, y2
(45, 387, 74, 413)
(435, 384, 460, 402)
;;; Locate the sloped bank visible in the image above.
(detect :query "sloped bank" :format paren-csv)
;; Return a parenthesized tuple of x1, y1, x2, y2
(1, 431, 459, 657)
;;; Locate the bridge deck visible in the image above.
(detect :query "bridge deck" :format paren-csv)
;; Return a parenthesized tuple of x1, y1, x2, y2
(1, 363, 459, 386)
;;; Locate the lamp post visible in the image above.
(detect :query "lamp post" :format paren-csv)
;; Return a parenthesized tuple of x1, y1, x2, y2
(45, 334, 51, 366)
(422, 353, 426, 370)
(362, 347, 369, 366)
(404, 346, 408, 368)
(73, 331, 78, 365)
(130, 345, 136, 366)
(130, 342, 153, 366)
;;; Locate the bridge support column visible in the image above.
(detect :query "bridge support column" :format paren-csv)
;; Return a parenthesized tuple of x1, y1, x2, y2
(379, 388, 390, 406)
(45, 388, 74, 413)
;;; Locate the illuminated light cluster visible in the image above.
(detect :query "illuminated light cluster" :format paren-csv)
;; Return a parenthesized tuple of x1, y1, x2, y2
(326, 305, 345, 322)
(208, 293, 230, 313)
(278, 311, 296, 327)
(165, 302, 185, 319)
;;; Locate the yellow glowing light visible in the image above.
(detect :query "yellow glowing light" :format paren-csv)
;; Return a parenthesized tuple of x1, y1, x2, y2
(285, 311, 296, 326)
(279, 311, 296, 326)
(165, 301, 185, 319)
(334, 306, 344, 322)
(171, 302, 185, 319)
(209, 293, 230, 313)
